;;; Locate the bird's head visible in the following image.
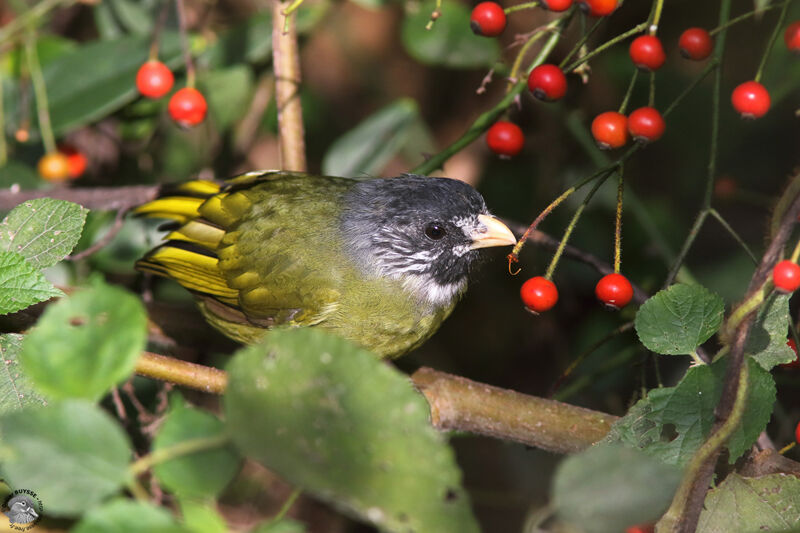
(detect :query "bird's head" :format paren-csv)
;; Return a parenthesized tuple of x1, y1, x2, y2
(341, 175, 516, 308)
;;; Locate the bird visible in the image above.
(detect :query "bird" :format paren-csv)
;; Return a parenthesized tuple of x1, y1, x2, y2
(135, 170, 516, 358)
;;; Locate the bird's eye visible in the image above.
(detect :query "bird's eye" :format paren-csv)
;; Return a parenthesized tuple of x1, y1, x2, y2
(424, 223, 446, 240)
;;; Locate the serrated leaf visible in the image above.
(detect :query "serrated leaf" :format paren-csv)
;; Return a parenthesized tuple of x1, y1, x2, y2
(179, 499, 229, 533)
(552, 444, 681, 533)
(152, 405, 240, 498)
(322, 99, 421, 177)
(402, 1, 500, 68)
(697, 473, 800, 532)
(605, 359, 775, 466)
(0, 334, 47, 415)
(20, 280, 147, 401)
(0, 251, 63, 315)
(635, 284, 725, 355)
(745, 292, 794, 370)
(0, 400, 132, 516)
(0, 198, 88, 269)
(72, 499, 189, 533)
(224, 328, 479, 533)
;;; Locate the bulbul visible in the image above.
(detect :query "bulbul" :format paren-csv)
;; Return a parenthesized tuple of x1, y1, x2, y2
(135, 171, 516, 358)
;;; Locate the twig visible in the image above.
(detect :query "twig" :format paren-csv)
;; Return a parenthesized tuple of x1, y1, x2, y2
(272, 0, 307, 172)
(0, 185, 159, 211)
(67, 208, 126, 260)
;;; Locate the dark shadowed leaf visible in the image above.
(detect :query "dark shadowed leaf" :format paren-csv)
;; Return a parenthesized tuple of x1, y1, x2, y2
(72, 499, 189, 533)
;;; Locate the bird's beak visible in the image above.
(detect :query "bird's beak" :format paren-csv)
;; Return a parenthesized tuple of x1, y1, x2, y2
(470, 214, 517, 250)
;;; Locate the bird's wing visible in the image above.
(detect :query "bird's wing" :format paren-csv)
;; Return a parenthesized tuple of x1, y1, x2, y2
(135, 171, 347, 331)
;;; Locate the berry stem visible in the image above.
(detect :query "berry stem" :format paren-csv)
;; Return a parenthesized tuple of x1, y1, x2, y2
(412, 14, 568, 176)
(148, 1, 171, 61)
(662, 59, 719, 117)
(754, 0, 791, 83)
(779, 441, 796, 455)
(24, 29, 56, 154)
(648, 70, 656, 107)
(280, 0, 307, 30)
(425, 0, 443, 30)
(508, 25, 552, 91)
(708, 208, 758, 264)
(559, 16, 604, 68)
(544, 170, 613, 279)
(617, 69, 639, 114)
(563, 21, 649, 74)
(504, 1, 541, 15)
(613, 167, 624, 273)
(509, 165, 613, 261)
(647, 0, 664, 35)
(708, 2, 784, 36)
(790, 239, 800, 264)
(175, 0, 195, 88)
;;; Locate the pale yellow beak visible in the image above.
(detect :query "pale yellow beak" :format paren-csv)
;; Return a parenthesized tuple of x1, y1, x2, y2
(470, 214, 517, 250)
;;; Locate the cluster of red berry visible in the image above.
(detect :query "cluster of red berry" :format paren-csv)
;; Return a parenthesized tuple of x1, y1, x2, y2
(136, 60, 208, 128)
(471, 1, 800, 315)
(37, 145, 88, 182)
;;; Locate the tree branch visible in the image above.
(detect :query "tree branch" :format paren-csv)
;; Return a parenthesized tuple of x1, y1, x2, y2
(272, 0, 306, 172)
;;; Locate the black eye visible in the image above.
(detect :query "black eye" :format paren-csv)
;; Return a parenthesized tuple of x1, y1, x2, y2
(424, 223, 446, 240)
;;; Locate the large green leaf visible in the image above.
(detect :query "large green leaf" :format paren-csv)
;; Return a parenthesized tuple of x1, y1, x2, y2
(697, 473, 800, 532)
(605, 359, 775, 466)
(0, 400, 132, 516)
(635, 284, 725, 355)
(152, 404, 240, 498)
(402, 0, 500, 69)
(0, 334, 47, 416)
(745, 292, 795, 370)
(0, 198, 88, 269)
(0, 251, 63, 315)
(224, 328, 479, 533)
(200, 66, 254, 129)
(322, 99, 423, 177)
(553, 444, 682, 533)
(20, 280, 147, 401)
(72, 499, 189, 533)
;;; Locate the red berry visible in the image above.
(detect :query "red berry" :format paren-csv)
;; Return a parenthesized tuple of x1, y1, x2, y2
(785, 21, 800, 53)
(136, 60, 174, 99)
(520, 276, 558, 313)
(470, 2, 506, 37)
(58, 144, 88, 179)
(629, 35, 666, 71)
(591, 111, 627, 150)
(796, 419, 800, 445)
(773, 260, 800, 293)
(527, 64, 567, 102)
(37, 152, 71, 182)
(678, 28, 713, 60)
(486, 121, 524, 157)
(541, 0, 572, 11)
(713, 176, 737, 200)
(595, 273, 634, 309)
(731, 81, 770, 119)
(627, 107, 665, 143)
(781, 338, 800, 369)
(168, 87, 208, 127)
(625, 526, 654, 533)
(576, 0, 618, 17)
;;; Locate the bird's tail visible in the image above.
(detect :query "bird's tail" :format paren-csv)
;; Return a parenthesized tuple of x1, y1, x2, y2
(133, 180, 239, 305)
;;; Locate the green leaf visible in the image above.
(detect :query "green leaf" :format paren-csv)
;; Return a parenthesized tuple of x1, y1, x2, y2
(697, 473, 800, 532)
(200, 66, 254, 129)
(0, 251, 63, 315)
(634, 284, 725, 355)
(0, 400, 132, 516)
(152, 405, 240, 498)
(0, 334, 47, 415)
(202, 12, 273, 68)
(322, 99, 421, 177)
(253, 519, 307, 533)
(552, 444, 682, 533)
(605, 359, 775, 466)
(0, 161, 43, 190)
(401, 1, 500, 69)
(0, 198, 88, 269)
(20, 280, 147, 401)
(745, 292, 794, 370)
(106, 0, 154, 35)
(179, 499, 229, 533)
(72, 499, 189, 533)
(224, 328, 479, 533)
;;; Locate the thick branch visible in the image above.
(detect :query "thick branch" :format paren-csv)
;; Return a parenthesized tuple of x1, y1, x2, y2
(272, 0, 306, 172)
(0, 185, 159, 211)
(136, 351, 228, 394)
